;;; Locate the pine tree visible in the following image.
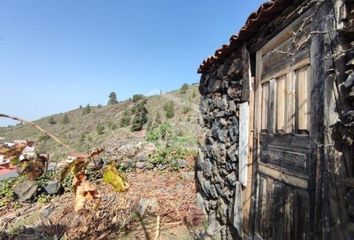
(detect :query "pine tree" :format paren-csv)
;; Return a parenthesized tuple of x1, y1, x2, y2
(62, 114, 69, 124)
(108, 92, 118, 105)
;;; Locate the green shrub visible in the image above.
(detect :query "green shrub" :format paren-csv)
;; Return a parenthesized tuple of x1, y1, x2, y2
(146, 122, 174, 142)
(82, 104, 91, 115)
(153, 112, 162, 129)
(183, 106, 191, 114)
(79, 133, 86, 142)
(146, 120, 153, 131)
(131, 115, 145, 132)
(96, 122, 105, 135)
(132, 94, 144, 102)
(120, 116, 132, 128)
(164, 101, 175, 119)
(180, 83, 189, 94)
(48, 117, 56, 125)
(192, 89, 197, 98)
(62, 114, 69, 124)
(148, 144, 194, 169)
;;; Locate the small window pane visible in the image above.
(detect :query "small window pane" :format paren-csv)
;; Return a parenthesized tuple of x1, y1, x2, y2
(296, 66, 311, 132)
(276, 75, 287, 132)
(261, 83, 269, 131)
(286, 73, 295, 133)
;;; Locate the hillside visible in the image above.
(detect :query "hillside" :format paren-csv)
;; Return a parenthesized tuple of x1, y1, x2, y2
(0, 84, 201, 161)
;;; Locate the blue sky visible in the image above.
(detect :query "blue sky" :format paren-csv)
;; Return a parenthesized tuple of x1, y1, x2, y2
(0, 0, 265, 126)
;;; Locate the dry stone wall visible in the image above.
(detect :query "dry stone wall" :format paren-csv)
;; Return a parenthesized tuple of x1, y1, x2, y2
(197, 52, 244, 239)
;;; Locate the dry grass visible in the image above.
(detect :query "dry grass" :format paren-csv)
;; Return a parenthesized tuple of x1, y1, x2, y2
(0, 169, 204, 240)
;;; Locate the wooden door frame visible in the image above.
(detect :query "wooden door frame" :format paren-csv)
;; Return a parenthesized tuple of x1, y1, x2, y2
(248, 8, 316, 239)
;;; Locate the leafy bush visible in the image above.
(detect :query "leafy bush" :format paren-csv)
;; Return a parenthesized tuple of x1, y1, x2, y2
(180, 83, 189, 94)
(48, 117, 56, 125)
(153, 112, 162, 129)
(192, 89, 197, 98)
(146, 122, 174, 142)
(132, 94, 144, 102)
(183, 106, 191, 114)
(0, 178, 16, 207)
(82, 104, 91, 115)
(62, 114, 69, 124)
(148, 144, 194, 169)
(164, 101, 175, 119)
(120, 115, 132, 128)
(96, 122, 105, 135)
(107, 121, 117, 130)
(131, 115, 145, 132)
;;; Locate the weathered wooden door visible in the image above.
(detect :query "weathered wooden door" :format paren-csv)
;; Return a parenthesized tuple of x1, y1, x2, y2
(252, 14, 312, 240)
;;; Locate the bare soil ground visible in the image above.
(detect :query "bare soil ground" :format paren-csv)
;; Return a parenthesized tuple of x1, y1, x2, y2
(0, 168, 204, 240)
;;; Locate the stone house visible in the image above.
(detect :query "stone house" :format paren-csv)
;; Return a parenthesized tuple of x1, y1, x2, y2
(197, 0, 354, 239)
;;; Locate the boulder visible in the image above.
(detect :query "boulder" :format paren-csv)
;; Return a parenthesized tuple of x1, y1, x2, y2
(44, 180, 64, 195)
(176, 159, 188, 168)
(135, 162, 146, 169)
(13, 180, 39, 202)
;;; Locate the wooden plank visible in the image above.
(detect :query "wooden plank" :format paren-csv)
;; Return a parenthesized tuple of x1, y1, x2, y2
(296, 65, 311, 132)
(261, 83, 269, 131)
(242, 45, 254, 236)
(285, 187, 294, 240)
(265, 177, 275, 239)
(276, 75, 287, 132)
(256, 50, 263, 134)
(269, 79, 276, 133)
(260, 133, 310, 150)
(231, 181, 243, 237)
(273, 182, 286, 240)
(260, 147, 308, 174)
(258, 164, 308, 189)
(287, 72, 296, 133)
(258, 176, 267, 236)
(239, 102, 249, 187)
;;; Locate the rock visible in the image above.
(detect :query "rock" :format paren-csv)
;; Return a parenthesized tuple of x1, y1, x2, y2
(135, 162, 146, 169)
(44, 180, 64, 195)
(93, 158, 104, 168)
(196, 192, 205, 209)
(229, 125, 239, 142)
(176, 159, 188, 168)
(206, 217, 221, 239)
(41, 205, 55, 217)
(135, 153, 147, 162)
(137, 198, 159, 216)
(216, 198, 228, 224)
(182, 171, 195, 181)
(143, 143, 156, 155)
(157, 164, 167, 170)
(226, 172, 237, 186)
(203, 161, 212, 178)
(146, 162, 154, 170)
(13, 181, 39, 202)
(229, 101, 237, 113)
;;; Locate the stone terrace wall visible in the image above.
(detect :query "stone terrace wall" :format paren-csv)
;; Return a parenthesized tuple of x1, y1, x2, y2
(197, 51, 244, 239)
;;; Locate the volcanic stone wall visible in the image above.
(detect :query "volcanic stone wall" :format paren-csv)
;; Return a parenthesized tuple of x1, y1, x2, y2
(197, 51, 244, 239)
